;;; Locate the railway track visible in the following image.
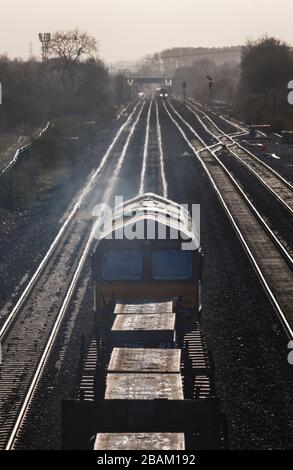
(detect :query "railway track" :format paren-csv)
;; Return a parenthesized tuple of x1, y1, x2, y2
(185, 100, 293, 215)
(163, 100, 293, 340)
(177, 102, 293, 255)
(115, 102, 135, 121)
(139, 100, 152, 195)
(187, 100, 246, 139)
(0, 101, 150, 450)
(188, 98, 248, 134)
(0, 98, 170, 450)
(2, 97, 292, 449)
(139, 100, 168, 197)
(0, 122, 52, 176)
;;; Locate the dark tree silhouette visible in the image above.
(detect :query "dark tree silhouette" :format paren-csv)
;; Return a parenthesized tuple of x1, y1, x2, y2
(241, 36, 293, 95)
(49, 29, 98, 84)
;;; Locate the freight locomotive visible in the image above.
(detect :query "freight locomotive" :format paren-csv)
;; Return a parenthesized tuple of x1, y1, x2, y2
(62, 193, 227, 450)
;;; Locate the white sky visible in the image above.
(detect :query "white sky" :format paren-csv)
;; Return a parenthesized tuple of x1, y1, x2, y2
(1, 0, 293, 62)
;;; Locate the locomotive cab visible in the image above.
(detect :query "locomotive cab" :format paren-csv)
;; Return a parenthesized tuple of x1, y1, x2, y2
(91, 193, 202, 322)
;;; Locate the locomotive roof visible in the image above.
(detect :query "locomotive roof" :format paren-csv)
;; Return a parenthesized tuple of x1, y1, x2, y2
(93, 193, 200, 249)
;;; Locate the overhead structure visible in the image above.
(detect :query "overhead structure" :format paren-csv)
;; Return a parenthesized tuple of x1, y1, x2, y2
(38, 33, 51, 62)
(127, 77, 173, 87)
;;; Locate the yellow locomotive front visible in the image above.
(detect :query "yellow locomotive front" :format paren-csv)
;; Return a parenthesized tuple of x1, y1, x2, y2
(91, 193, 202, 323)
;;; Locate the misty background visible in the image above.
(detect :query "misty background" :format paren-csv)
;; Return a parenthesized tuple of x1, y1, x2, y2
(1, 0, 293, 62)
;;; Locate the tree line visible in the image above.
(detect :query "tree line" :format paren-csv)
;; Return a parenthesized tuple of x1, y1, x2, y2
(0, 29, 130, 130)
(0, 30, 132, 211)
(135, 36, 293, 130)
(237, 36, 293, 129)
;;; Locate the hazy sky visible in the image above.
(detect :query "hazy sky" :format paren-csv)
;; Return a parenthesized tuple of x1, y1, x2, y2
(1, 0, 293, 63)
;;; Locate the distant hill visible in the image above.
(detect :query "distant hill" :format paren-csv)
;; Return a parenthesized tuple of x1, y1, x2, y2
(158, 46, 241, 66)
(109, 46, 242, 76)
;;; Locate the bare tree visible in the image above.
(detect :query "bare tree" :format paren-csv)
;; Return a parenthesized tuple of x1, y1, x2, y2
(49, 29, 98, 84)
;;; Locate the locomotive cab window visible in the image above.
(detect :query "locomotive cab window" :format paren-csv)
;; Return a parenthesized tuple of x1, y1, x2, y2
(152, 250, 193, 280)
(102, 250, 143, 281)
